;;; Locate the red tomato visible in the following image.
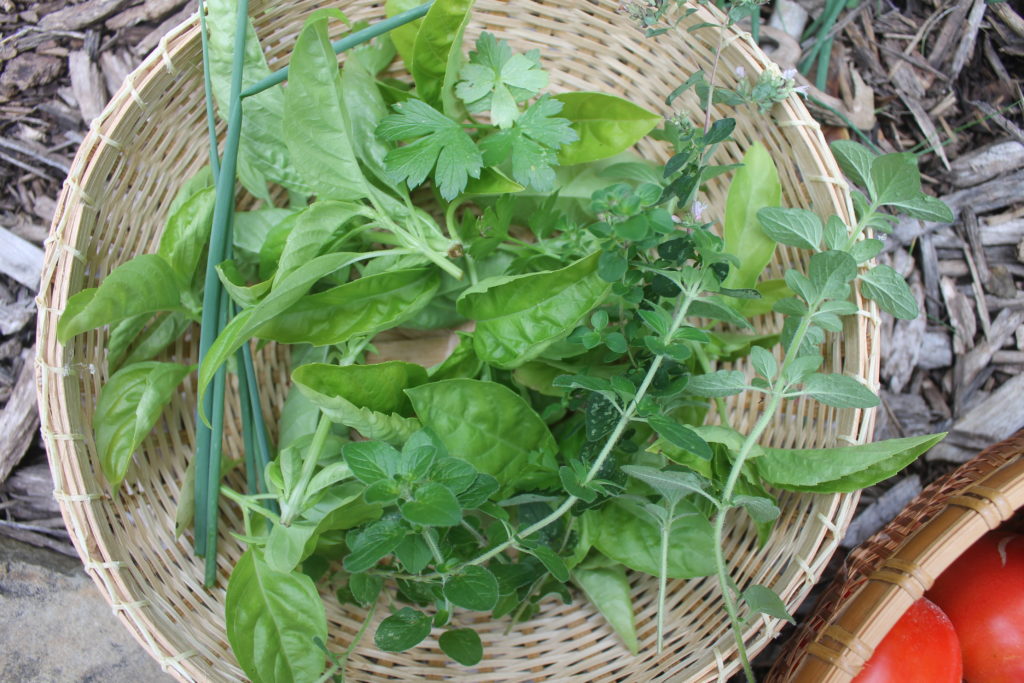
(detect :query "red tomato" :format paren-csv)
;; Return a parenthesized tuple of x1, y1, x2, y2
(928, 531, 1024, 682)
(851, 597, 962, 683)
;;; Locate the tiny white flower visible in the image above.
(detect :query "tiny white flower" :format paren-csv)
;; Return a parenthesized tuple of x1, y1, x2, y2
(782, 68, 797, 80)
(793, 85, 810, 95)
(734, 66, 746, 78)
(691, 200, 707, 221)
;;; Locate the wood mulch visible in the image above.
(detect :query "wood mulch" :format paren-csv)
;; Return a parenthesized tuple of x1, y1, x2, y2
(0, 0, 1022, 674)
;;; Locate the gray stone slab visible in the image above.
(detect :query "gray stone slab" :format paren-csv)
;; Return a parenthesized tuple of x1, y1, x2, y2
(0, 535, 171, 682)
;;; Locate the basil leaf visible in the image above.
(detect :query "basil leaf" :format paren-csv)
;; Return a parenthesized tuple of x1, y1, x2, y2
(591, 498, 716, 578)
(755, 432, 946, 492)
(200, 252, 382, 412)
(93, 361, 193, 493)
(385, 0, 425, 69)
(802, 373, 880, 408)
(274, 201, 368, 287)
(113, 312, 192, 370)
(411, 0, 475, 113)
(264, 521, 318, 574)
(439, 628, 484, 666)
(294, 361, 427, 415)
(157, 187, 216, 282)
(375, 607, 432, 652)
(444, 565, 499, 611)
(225, 550, 328, 683)
(255, 267, 441, 346)
(341, 38, 397, 185)
(406, 379, 559, 495)
(207, 0, 309, 199)
(572, 564, 638, 654)
(401, 482, 463, 527)
(722, 142, 782, 289)
(553, 92, 661, 165)
(284, 14, 369, 200)
(457, 251, 610, 369)
(57, 255, 189, 343)
(859, 264, 919, 320)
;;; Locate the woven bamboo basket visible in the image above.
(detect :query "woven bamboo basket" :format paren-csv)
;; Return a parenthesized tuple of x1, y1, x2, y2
(769, 431, 1024, 681)
(36, 1, 880, 680)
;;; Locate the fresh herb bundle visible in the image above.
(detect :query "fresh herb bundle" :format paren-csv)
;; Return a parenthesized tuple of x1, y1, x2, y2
(56, 0, 954, 680)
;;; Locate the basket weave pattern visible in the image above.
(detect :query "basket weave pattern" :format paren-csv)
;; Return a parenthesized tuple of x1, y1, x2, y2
(36, 1, 879, 680)
(770, 431, 1024, 682)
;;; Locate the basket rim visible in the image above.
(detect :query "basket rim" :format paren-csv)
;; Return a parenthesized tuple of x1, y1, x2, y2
(34, 1, 878, 681)
(776, 431, 1024, 682)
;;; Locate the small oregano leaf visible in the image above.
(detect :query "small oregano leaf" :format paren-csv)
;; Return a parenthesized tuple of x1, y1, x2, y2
(756, 207, 822, 251)
(439, 628, 484, 666)
(375, 607, 433, 652)
(685, 370, 747, 397)
(443, 565, 499, 611)
(647, 416, 712, 460)
(400, 482, 463, 527)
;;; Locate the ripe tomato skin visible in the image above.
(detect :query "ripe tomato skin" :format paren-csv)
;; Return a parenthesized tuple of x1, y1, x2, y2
(928, 531, 1024, 683)
(851, 597, 962, 683)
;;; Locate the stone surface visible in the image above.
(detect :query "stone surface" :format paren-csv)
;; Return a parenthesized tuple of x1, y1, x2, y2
(0, 535, 170, 682)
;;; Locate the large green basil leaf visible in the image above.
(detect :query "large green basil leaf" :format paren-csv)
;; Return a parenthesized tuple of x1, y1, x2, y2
(217, 261, 272, 308)
(274, 201, 368, 286)
(406, 379, 558, 495)
(722, 142, 782, 290)
(264, 521, 319, 574)
(755, 433, 945, 493)
(411, 0, 475, 113)
(233, 208, 294, 265)
(283, 14, 369, 200)
(57, 255, 189, 343)
(207, 0, 309, 199)
(255, 268, 440, 345)
(341, 38, 396, 185)
(292, 362, 427, 444)
(225, 549, 328, 683)
(572, 563, 638, 654)
(93, 361, 193, 493)
(293, 362, 427, 414)
(456, 252, 610, 369)
(157, 186, 215, 282)
(589, 498, 716, 579)
(385, 0, 425, 69)
(553, 93, 660, 166)
(198, 251, 368, 405)
(117, 312, 193, 369)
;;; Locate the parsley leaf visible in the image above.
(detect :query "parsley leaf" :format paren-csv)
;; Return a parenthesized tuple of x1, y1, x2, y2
(478, 96, 578, 191)
(455, 32, 548, 129)
(375, 99, 483, 201)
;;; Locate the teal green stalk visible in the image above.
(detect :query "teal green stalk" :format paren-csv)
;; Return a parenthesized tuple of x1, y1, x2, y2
(240, 1, 435, 99)
(195, 0, 250, 581)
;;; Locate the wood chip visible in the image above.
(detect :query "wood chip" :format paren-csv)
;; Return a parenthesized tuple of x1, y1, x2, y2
(0, 52, 63, 101)
(0, 227, 43, 291)
(68, 51, 107, 124)
(940, 275, 977, 354)
(133, 2, 194, 57)
(97, 50, 135, 99)
(0, 349, 39, 486)
(882, 278, 926, 392)
(948, 140, 1024, 188)
(928, 372, 1024, 462)
(39, 0, 130, 31)
(768, 0, 808, 39)
(841, 475, 922, 548)
(106, 0, 185, 29)
(0, 290, 34, 335)
(955, 307, 1024, 402)
(920, 329, 953, 369)
(950, 0, 988, 80)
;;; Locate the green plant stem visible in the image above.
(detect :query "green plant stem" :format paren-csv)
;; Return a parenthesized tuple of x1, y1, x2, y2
(315, 602, 378, 683)
(423, 531, 445, 566)
(711, 306, 817, 682)
(280, 414, 332, 526)
(221, 485, 282, 524)
(240, 2, 435, 98)
(461, 285, 702, 571)
(656, 502, 674, 654)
